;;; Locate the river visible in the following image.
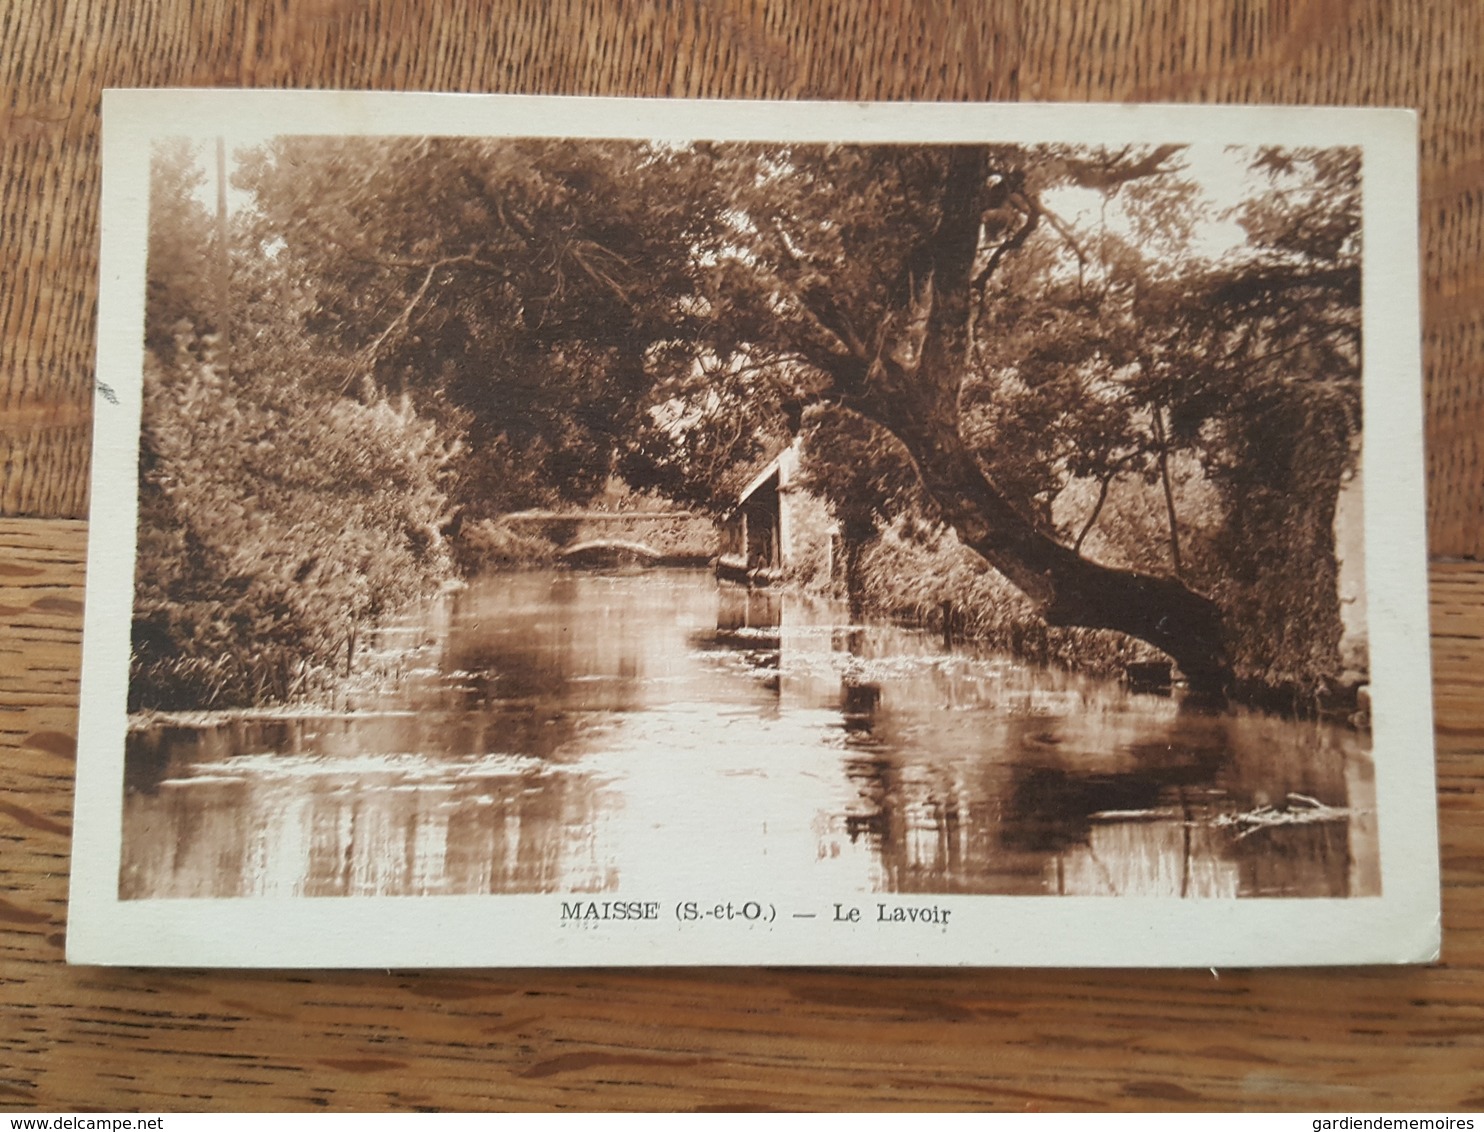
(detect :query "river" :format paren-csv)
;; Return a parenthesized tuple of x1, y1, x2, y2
(121, 568, 1378, 900)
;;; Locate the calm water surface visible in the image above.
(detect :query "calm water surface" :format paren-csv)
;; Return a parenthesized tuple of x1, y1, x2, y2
(122, 569, 1378, 899)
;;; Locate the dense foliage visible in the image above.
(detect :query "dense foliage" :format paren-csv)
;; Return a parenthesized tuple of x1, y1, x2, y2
(133, 145, 455, 710)
(135, 133, 1363, 710)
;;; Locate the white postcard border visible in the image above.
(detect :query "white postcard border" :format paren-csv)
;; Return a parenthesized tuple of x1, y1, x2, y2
(68, 91, 1439, 968)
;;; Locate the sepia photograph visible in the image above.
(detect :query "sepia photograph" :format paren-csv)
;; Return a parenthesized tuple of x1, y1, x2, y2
(70, 93, 1436, 968)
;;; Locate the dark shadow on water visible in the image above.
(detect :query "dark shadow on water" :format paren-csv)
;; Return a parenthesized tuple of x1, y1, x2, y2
(121, 568, 1378, 901)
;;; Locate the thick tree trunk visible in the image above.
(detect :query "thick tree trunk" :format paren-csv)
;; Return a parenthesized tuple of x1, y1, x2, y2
(889, 413, 1230, 694)
(841, 535, 866, 623)
(885, 149, 1225, 690)
(820, 146, 1231, 693)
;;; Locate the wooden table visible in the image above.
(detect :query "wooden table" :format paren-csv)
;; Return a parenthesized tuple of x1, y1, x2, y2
(3, 1, 1481, 1112)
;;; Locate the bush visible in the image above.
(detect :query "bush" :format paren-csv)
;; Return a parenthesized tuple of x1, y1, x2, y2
(454, 518, 562, 572)
(130, 345, 456, 711)
(853, 523, 1154, 678)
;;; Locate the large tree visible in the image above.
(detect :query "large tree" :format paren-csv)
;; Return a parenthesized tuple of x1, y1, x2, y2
(236, 136, 728, 518)
(228, 136, 1359, 695)
(134, 140, 458, 710)
(653, 143, 1234, 690)
(659, 142, 1358, 694)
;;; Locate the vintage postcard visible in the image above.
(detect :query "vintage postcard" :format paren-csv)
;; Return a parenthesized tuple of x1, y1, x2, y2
(69, 91, 1439, 967)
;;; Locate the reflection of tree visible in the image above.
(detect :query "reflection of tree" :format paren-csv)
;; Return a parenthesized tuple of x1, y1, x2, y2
(832, 625, 912, 872)
(837, 691, 1368, 897)
(693, 586, 782, 695)
(121, 706, 615, 898)
(124, 724, 206, 796)
(443, 574, 664, 715)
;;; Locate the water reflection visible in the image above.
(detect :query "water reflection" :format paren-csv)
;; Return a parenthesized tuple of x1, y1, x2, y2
(122, 569, 1377, 900)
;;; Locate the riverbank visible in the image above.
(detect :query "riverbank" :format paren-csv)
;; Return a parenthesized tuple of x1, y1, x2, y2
(121, 566, 1377, 902)
(788, 524, 1368, 725)
(785, 524, 1160, 687)
(129, 592, 454, 727)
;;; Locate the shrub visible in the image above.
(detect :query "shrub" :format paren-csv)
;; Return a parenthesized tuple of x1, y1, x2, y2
(130, 346, 456, 711)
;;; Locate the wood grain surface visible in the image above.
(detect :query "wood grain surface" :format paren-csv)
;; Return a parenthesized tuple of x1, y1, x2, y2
(2, 0, 1481, 1112)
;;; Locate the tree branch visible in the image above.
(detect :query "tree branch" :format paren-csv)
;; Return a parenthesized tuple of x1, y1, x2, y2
(1150, 404, 1183, 579)
(1074, 470, 1115, 554)
(1065, 144, 1186, 190)
(971, 207, 1040, 293)
(339, 253, 491, 393)
(762, 216, 870, 360)
(790, 335, 871, 396)
(1035, 201, 1089, 271)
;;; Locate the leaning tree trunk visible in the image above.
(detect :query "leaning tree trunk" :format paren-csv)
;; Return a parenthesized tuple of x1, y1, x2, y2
(865, 148, 1227, 693)
(881, 406, 1230, 694)
(872, 382, 1234, 691)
